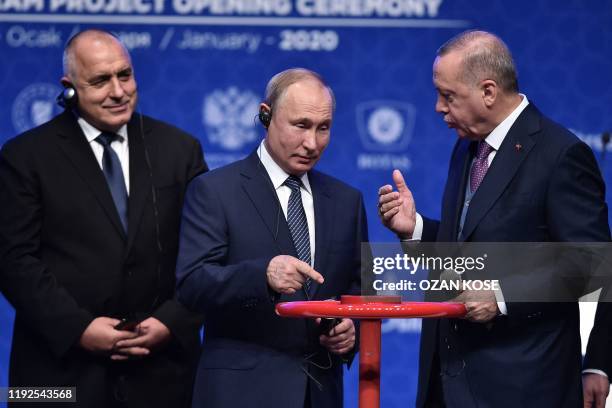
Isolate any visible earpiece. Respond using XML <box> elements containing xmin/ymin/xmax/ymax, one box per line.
<box><xmin>259</xmin><ymin>106</ymin><xmax>272</xmax><ymax>128</ymax></box>
<box><xmin>56</xmin><ymin>86</ymin><xmax>78</xmax><ymax>109</ymax></box>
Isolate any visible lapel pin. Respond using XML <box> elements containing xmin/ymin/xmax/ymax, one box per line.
<box><xmin>515</xmin><ymin>143</ymin><xmax>522</xmax><ymax>152</ymax></box>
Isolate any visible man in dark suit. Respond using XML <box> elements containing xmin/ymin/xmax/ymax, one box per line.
<box><xmin>0</xmin><ymin>29</ymin><xmax>207</xmax><ymax>407</ymax></box>
<box><xmin>175</xmin><ymin>68</ymin><xmax>366</xmax><ymax>408</ymax></box>
<box><xmin>378</xmin><ymin>30</ymin><xmax>610</xmax><ymax>407</ymax></box>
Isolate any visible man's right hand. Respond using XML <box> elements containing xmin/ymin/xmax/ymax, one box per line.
<box><xmin>266</xmin><ymin>255</ymin><xmax>324</xmax><ymax>294</ymax></box>
<box><xmin>78</xmin><ymin>317</ymin><xmax>139</xmax><ymax>354</ymax></box>
<box><xmin>378</xmin><ymin>169</ymin><xmax>417</xmax><ymax>239</ymax></box>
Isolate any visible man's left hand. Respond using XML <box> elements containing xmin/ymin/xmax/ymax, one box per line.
<box><xmin>318</xmin><ymin>318</ymin><xmax>355</xmax><ymax>355</ymax></box>
<box><xmin>453</xmin><ymin>290</ymin><xmax>499</xmax><ymax>323</ymax></box>
<box><xmin>111</xmin><ymin>317</ymin><xmax>172</xmax><ymax>360</ymax></box>
<box><xmin>583</xmin><ymin>373</ymin><xmax>610</xmax><ymax>408</ymax></box>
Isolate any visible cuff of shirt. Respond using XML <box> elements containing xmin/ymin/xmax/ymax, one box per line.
<box><xmin>493</xmin><ymin>285</ymin><xmax>508</xmax><ymax>315</ymax></box>
<box><xmin>400</xmin><ymin>213</ymin><xmax>423</xmax><ymax>241</ymax></box>
<box><xmin>583</xmin><ymin>369</ymin><xmax>609</xmax><ymax>378</ymax></box>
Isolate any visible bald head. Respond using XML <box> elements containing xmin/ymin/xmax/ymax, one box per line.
<box><xmin>437</xmin><ymin>30</ymin><xmax>518</xmax><ymax>94</ymax></box>
<box><xmin>63</xmin><ymin>30</ymin><xmax>131</xmax><ymax>80</ymax></box>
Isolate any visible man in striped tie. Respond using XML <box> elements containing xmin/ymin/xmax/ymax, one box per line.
<box><xmin>176</xmin><ymin>68</ymin><xmax>368</xmax><ymax>408</ymax></box>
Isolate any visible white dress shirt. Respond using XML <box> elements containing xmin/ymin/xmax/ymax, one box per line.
<box><xmin>257</xmin><ymin>140</ymin><xmax>316</xmax><ymax>266</ymax></box>
<box><xmin>77</xmin><ymin>117</ymin><xmax>130</xmax><ymax>194</ymax></box>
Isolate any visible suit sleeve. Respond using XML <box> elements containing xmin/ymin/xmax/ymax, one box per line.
<box><xmin>188</xmin><ymin>138</ymin><xmax>208</xmax><ymax>179</ymax></box>
<box><xmin>0</xmin><ymin>143</ymin><xmax>94</xmax><ymax>358</ymax></box>
<box><xmin>503</xmin><ymin>140</ymin><xmax>611</xmax><ymax>315</ymax></box>
<box><xmin>421</xmin><ymin>216</ymin><xmax>440</xmax><ymax>242</ymax></box>
<box><xmin>345</xmin><ymin>192</ymin><xmax>369</xmax><ymax>366</ymax></box>
<box><xmin>150</xmin><ymin>136</ymin><xmax>207</xmax><ymax>351</ymax></box>
<box><xmin>348</xmin><ymin>191</ymin><xmax>368</xmax><ymax>296</ymax></box>
<box><xmin>175</xmin><ymin>175</ymin><xmax>272</xmax><ymax>314</ymax></box>
<box><xmin>546</xmin><ymin>141</ymin><xmax>609</xmax><ymax>242</ymax></box>
<box><xmin>584</xmin><ymin>300</ymin><xmax>612</xmax><ymax>374</ymax></box>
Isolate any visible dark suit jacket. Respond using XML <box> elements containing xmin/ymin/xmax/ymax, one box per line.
<box><xmin>416</xmin><ymin>104</ymin><xmax>610</xmax><ymax>408</ymax></box>
<box><xmin>0</xmin><ymin>110</ymin><xmax>207</xmax><ymax>408</ymax></box>
<box><xmin>175</xmin><ymin>151</ymin><xmax>367</xmax><ymax>408</ymax></box>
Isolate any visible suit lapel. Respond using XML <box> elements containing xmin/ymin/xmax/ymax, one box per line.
<box><xmin>54</xmin><ymin>111</ymin><xmax>126</xmax><ymax>239</ymax></box>
<box><xmin>126</xmin><ymin>116</ymin><xmax>152</xmax><ymax>253</ymax></box>
<box><xmin>309</xmin><ymin>171</ymin><xmax>333</xmax><ymax>298</ymax></box>
<box><xmin>239</xmin><ymin>152</ymin><xmax>296</xmax><ymax>257</ymax></box>
<box><xmin>461</xmin><ymin>104</ymin><xmax>540</xmax><ymax>241</ymax></box>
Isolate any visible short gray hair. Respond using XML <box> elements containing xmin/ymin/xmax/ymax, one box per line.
<box><xmin>437</xmin><ymin>30</ymin><xmax>518</xmax><ymax>93</ymax></box>
<box><xmin>264</xmin><ymin>68</ymin><xmax>336</xmax><ymax>111</ymax></box>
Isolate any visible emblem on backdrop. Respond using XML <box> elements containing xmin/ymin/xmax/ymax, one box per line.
<box><xmin>356</xmin><ymin>101</ymin><xmax>415</xmax><ymax>152</ymax></box>
<box><xmin>203</xmin><ymin>87</ymin><xmax>260</xmax><ymax>151</ymax></box>
<box><xmin>12</xmin><ymin>83</ymin><xmax>63</xmax><ymax>133</ymax></box>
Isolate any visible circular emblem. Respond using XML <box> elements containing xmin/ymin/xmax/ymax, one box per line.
<box><xmin>367</xmin><ymin>107</ymin><xmax>405</xmax><ymax>145</ymax></box>
<box><xmin>203</xmin><ymin>87</ymin><xmax>260</xmax><ymax>151</ymax></box>
<box><xmin>12</xmin><ymin>83</ymin><xmax>63</xmax><ymax>133</ymax></box>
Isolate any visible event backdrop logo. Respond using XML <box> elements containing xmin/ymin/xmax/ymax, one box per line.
<box><xmin>203</xmin><ymin>86</ymin><xmax>259</xmax><ymax>150</ymax></box>
<box><xmin>202</xmin><ymin>86</ymin><xmax>260</xmax><ymax>169</ymax></box>
<box><xmin>356</xmin><ymin>100</ymin><xmax>415</xmax><ymax>170</ymax></box>
<box><xmin>12</xmin><ymin>83</ymin><xmax>63</xmax><ymax>133</ymax></box>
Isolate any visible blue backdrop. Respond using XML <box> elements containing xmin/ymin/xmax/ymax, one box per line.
<box><xmin>1</xmin><ymin>1</ymin><xmax>611</xmax><ymax>406</ymax></box>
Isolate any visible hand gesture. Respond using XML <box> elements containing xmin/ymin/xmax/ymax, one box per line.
<box><xmin>378</xmin><ymin>170</ymin><xmax>417</xmax><ymax>239</ymax></box>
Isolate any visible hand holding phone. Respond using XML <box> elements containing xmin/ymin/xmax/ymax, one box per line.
<box><xmin>114</xmin><ymin>316</ymin><xmax>145</xmax><ymax>331</ymax></box>
<box><xmin>318</xmin><ymin>318</ymin><xmax>341</xmax><ymax>336</ymax></box>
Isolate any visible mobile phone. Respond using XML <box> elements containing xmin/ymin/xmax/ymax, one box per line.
<box><xmin>318</xmin><ymin>318</ymin><xmax>341</xmax><ymax>336</ymax></box>
<box><xmin>114</xmin><ymin>316</ymin><xmax>144</xmax><ymax>331</ymax></box>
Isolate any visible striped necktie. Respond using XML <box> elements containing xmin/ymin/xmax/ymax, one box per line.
<box><xmin>284</xmin><ymin>175</ymin><xmax>312</xmax><ymax>291</ymax></box>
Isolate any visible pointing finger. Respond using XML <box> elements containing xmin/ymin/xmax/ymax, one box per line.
<box><xmin>295</xmin><ymin>260</ymin><xmax>324</xmax><ymax>284</ymax></box>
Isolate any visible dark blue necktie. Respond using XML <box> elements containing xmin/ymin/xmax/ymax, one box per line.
<box><xmin>284</xmin><ymin>175</ymin><xmax>312</xmax><ymax>292</ymax></box>
<box><xmin>95</xmin><ymin>132</ymin><xmax>128</xmax><ymax>233</ymax></box>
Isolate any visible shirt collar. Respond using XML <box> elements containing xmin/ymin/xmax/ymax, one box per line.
<box><xmin>77</xmin><ymin>116</ymin><xmax>128</xmax><ymax>144</ymax></box>
<box><xmin>257</xmin><ymin>139</ymin><xmax>312</xmax><ymax>195</ymax></box>
<box><xmin>484</xmin><ymin>93</ymin><xmax>529</xmax><ymax>151</ymax></box>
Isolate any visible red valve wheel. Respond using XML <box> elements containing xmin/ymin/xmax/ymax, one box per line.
<box><xmin>275</xmin><ymin>296</ymin><xmax>466</xmax><ymax>408</ymax></box>
<box><xmin>276</xmin><ymin>298</ymin><xmax>466</xmax><ymax>319</ymax></box>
